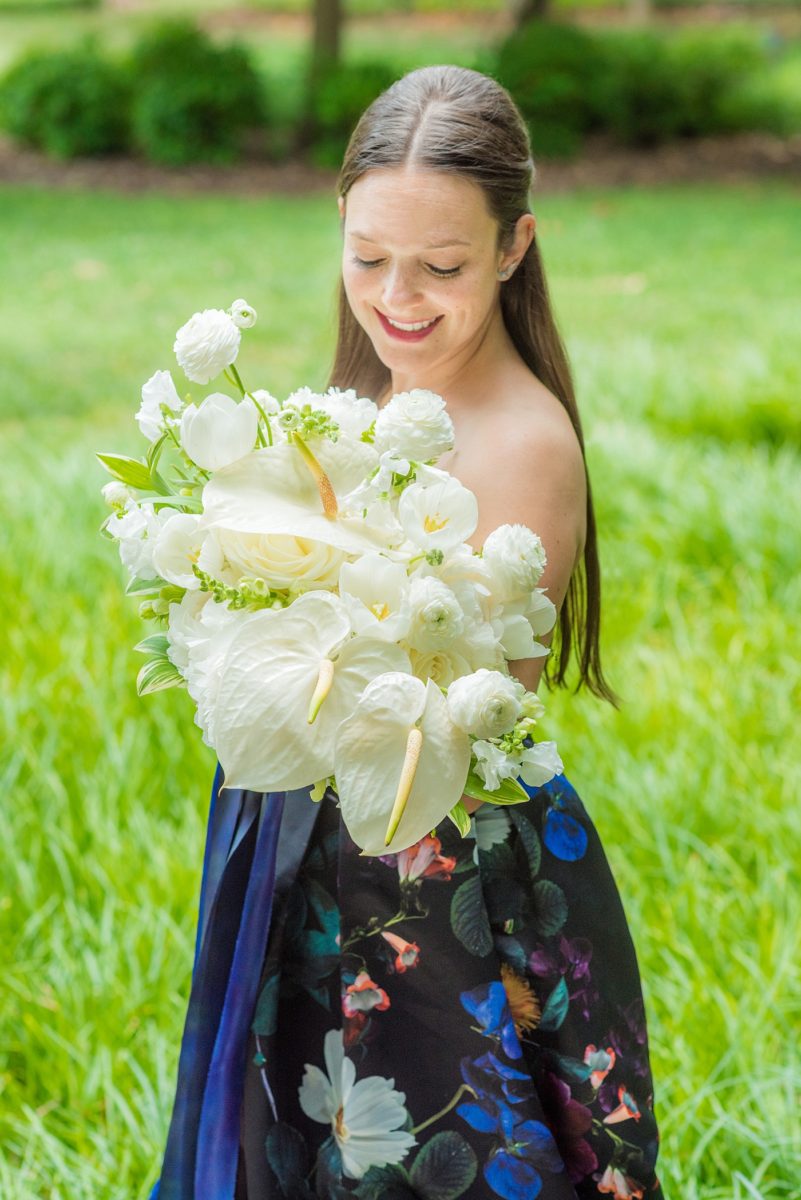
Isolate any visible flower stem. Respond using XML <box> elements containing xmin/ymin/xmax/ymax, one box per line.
<box><xmin>411</xmin><ymin>1084</ymin><xmax>476</xmax><ymax>1135</ymax></box>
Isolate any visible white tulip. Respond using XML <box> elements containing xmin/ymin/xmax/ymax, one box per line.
<box><xmin>174</xmin><ymin>308</ymin><xmax>241</xmax><ymax>384</ymax></box>
<box><xmin>398</xmin><ymin>476</ymin><xmax>478</xmax><ymax>553</ymax></box>
<box><xmin>446</xmin><ymin>668</ymin><xmax>524</xmax><ymax>739</ymax></box>
<box><xmin>482</xmin><ymin>523</ymin><xmax>547</xmax><ymax>602</ymax></box>
<box><xmin>230</xmin><ymin>298</ymin><xmax>257</xmax><ymax>329</ymax></box>
<box><xmin>180</xmin><ymin>393</ymin><xmax>258</xmax><ymax>471</ymax></box>
<box><xmin>338</xmin><ymin>553</ymin><xmax>412</xmax><ymax>642</ymax></box>
<box><xmin>152</xmin><ymin>512</ymin><xmax>206</xmax><ymax>589</ymax></box>
<box><xmin>136</xmin><ymin>369</ymin><xmax>183</xmax><ymax>442</ymax></box>
<box><xmin>374</xmin><ymin>389</ymin><xmax>454</xmax><ymax>461</ymax></box>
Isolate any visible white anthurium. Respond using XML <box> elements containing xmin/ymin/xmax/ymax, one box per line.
<box><xmin>199</xmin><ymin>441</ymin><xmax>400</xmax><ymax>559</ymax></box>
<box><xmin>338</xmin><ymin>553</ymin><xmax>412</xmax><ymax>642</ymax></box>
<box><xmin>405</xmin><ymin>575</ymin><xmax>465</xmax><ymax>652</ymax></box>
<box><xmin>211</xmin><ymin>591</ymin><xmax>411</xmax><ymax>792</ymax></box>
<box><xmin>408</xmin><ymin>646</ymin><xmax>474</xmax><ymax>688</ymax></box>
<box><xmin>398</xmin><ymin>476</ymin><xmax>478</xmax><ymax>554</ymax></box>
<box><xmin>152</xmin><ymin>512</ymin><xmax>207</xmax><ymax>590</ymax></box>
<box><xmin>518</xmin><ymin>740</ymin><xmax>564</xmax><ymax>788</ymax></box>
<box><xmin>334</xmin><ymin>671</ymin><xmax>472</xmax><ymax>855</ymax></box>
<box><xmin>184</xmin><ymin>600</ymin><xmax>255</xmax><ymax>749</ymax></box>
<box><xmin>180</xmin><ymin>393</ymin><xmax>258</xmax><ymax>472</ymax></box>
<box><xmin>166</xmin><ymin>589</ymin><xmax>211</xmax><ymax>674</ymax></box>
<box><xmin>446</xmin><ymin>669</ymin><xmax>525</xmax><ymax>739</ymax></box>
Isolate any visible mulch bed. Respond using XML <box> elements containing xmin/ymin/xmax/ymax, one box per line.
<box><xmin>2</xmin><ymin>131</ymin><xmax>800</xmax><ymax>196</ymax></box>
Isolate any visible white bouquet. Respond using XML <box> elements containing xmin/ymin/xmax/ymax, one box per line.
<box><xmin>98</xmin><ymin>299</ymin><xmax>563</xmax><ymax>854</ymax></box>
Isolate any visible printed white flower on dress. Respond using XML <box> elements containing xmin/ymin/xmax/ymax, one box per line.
<box><xmin>209</xmin><ymin>591</ymin><xmax>411</xmax><ymax>792</ymax></box>
<box><xmin>180</xmin><ymin>393</ymin><xmax>258</xmax><ymax>472</ymax></box>
<box><xmin>405</xmin><ymin>576</ymin><xmax>465</xmax><ymax>652</ymax></box>
<box><xmin>398</xmin><ymin>476</ymin><xmax>478</xmax><ymax>554</ymax></box>
<box><xmin>334</xmin><ymin>671</ymin><xmax>471</xmax><ymax>854</ymax></box>
<box><xmin>298</xmin><ymin>1029</ymin><xmax>416</xmax><ymax>1180</ymax></box>
<box><xmin>446</xmin><ymin>668</ymin><xmax>525</xmax><ymax>739</ymax></box>
<box><xmin>136</xmin><ymin>370</ymin><xmax>183</xmax><ymax>442</ymax></box>
<box><xmin>374</xmin><ymin>389</ymin><xmax>454</xmax><ymax>462</ymax></box>
<box><xmin>229</xmin><ymin>298</ymin><xmax>257</xmax><ymax>329</ymax></box>
<box><xmin>482</xmin><ymin>523</ymin><xmax>547</xmax><ymax>602</ymax></box>
<box><xmin>518</xmin><ymin>739</ymin><xmax>563</xmax><ymax>788</ymax></box>
<box><xmin>338</xmin><ymin>553</ymin><xmax>412</xmax><ymax>642</ymax></box>
<box><xmin>174</xmin><ymin>308</ymin><xmax>241</xmax><ymax>384</ymax></box>
<box><xmin>152</xmin><ymin>513</ymin><xmax>206</xmax><ymax>590</ymax></box>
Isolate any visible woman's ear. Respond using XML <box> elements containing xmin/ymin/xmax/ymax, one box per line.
<box><xmin>337</xmin><ymin>195</ymin><xmax>345</xmax><ymax>220</ymax></box>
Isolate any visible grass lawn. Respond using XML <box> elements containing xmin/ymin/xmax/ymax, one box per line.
<box><xmin>1</xmin><ymin>178</ymin><xmax>800</xmax><ymax>1198</ymax></box>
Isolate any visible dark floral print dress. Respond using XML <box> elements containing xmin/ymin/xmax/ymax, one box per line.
<box><xmin>226</xmin><ymin>773</ymin><xmax>666</xmax><ymax>1200</ymax></box>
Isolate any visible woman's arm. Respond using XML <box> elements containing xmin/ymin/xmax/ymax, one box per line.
<box><xmin>458</xmin><ymin>409</ymin><xmax>587</xmax><ymax>815</ymax></box>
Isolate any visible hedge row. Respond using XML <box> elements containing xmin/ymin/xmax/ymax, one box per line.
<box><xmin>0</xmin><ymin>17</ymin><xmax>794</xmax><ymax>167</ymax></box>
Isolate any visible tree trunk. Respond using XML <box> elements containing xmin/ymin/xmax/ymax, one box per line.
<box><xmin>512</xmin><ymin>0</ymin><xmax>551</xmax><ymax>28</ymax></box>
<box><xmin>297</xmin><ymin>0</ymin><xmax>344</xmax><ymax>153</ymax></box>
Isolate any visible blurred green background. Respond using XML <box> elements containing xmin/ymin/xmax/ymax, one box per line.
<box><xmin>1</xmin><ymin>1</ymin><xmax>800</xmax><ymax>1198</ymax></box>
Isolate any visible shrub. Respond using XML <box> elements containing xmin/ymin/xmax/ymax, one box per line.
<box><xmin>308</xmin><ymin>59</ymin><xmax>401</xmax><ymax>168</ymax></box>
<box><xmin>126</xmin><ymin>20</ymin><xmax>267</xmax><ymax>166</ymax></box>
<box><xmin>591</xmin><ymin>31</ymin><xmax>688</xmax><ymax>147</ymax></box>
<box><xmin>669</xmin><ymin>27</ymin><xmax>771</xmax><ymax>136</ymax></box>
<box><xmin>0</xmin><ymin>40</ymin><xmax>131</xmax><ymax>158</ymax></box>
<box><xmin>494</xmin><ymin>20</ymin><xmax>608</xmax><ymax>159</ymax></box>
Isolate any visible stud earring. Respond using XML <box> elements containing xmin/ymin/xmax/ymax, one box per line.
<box><xmin>497</xmin><ymin>265</ymin><xmax>515</xmax><ymax>280</ymax></box>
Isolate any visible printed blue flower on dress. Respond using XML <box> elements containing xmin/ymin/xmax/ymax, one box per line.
<box><xmin>460</xmin><ymin>980</ymin><xmax>522</xmax><ymax>1059</ymax></box>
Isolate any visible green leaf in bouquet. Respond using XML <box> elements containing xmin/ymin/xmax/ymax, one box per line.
<box><xmin>133</xmin><ymin>633</ymin><xmax>170</xmax><ymax>656</ymax></box>
<box><xmin>136</xmin><ymin>655</ymin><xmax>185</xmax><ymax>696</ymax></box>
<box><xmin>462</xmin><ymin>769</ymin><xmax>529</xmax><ymax>807</ymax></box>
<box><xmin>125</xmin><ymin>576</ymin><xmax>166</xmax><ymax>596</ymax></box>
<box><xmin>96</xmin><ymin>452</ymin><xmax>170</xmax><ymax>495</ymax></box>
<box><xmin>447</xmin><ymin>798</ymin><xmax>472</xmax><ymax>837</ymax></box>
<box><xmin>146</xmin><ymin>431</ymin><xmax>169</xmax><ymax>472</ymax></box>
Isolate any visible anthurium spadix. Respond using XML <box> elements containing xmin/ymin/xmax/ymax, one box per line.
<box><xmin>199</xmin><ymin>441</ymin><xmax>396</xmax><ymax>559</ymax></box>
<box><xmin>334</xmin><ymin>672</ymin><xmax>472</xmax><ymax>856</ymax></box>
<box><xmin>212</xmin><ymin>591</ymin><xmax>411</xmax><ymax>792</ymax></box>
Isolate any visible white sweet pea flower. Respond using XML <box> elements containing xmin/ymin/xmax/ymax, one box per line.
<box><xmin>210</xmin><ymin>591</ymin><xmax>411</xmax><ymax>792</ymax></box>
<box><xmin>481</xmin><ymin>523</ymin><xmax>547</xmax><ymax>602</ymax></box>
<box><xmin>405</xmin><ymin>575</ymin><xmax>464</xmax><ymax>651</ymax></box>
<box><xmin>374</xmin><ymin>389</ymin><xmax>454</xmax><ymax>461</ymax></box>
<box><xmin>180</xmin><ymin>393</ymin><xmax>258</xmax><ymax>471</ymax></box>
<box><xmin>299</xmin><ymin>1029</ymin><xmax>416</xmax><ymax>1179</ymax></box>
<box><xmin>107</xmin><ymin>500</ymin><xmax>169</xmax><ymax>582</ymax></box>
<box><xmin>446</xmin><ymin>668</ymin><xmax>525</xmax><ymax>739</ymax></box>
<box><xmin>101</xmin><ymin>480</ymin><xmax>134</xmax><ymax>509</ymax></box>
<box><xmin>152</xmin><ymin>512</ymin><xmax>207</xmax><ymax>590</ymax></box>
<box><xmin>398</xmin><ymin>476</ymin><xmax>478</xmax><ymax>553</ymax></box>
<box><xmin>334</xmin><ymin>671</ymin><xmax>471</xmax><ymax>854</ymax></box>
<box><xmin>472</xmin><ymin>739</ymin><xmax>521</xmax><ymax>792</ymax></box>
<box><xmin>374</xmin><ymin>449</ymin><xmax>412</xmax><ymax>490</ymax></box>
<box><xmin>136</xmin><ymin>369</ymin><xmax>183</xmax><ymax>442</ymax></box>
<box><xmin>174</xmin><ymin>308</ymin><xmax>241</xmax><ymax>384</ymax></box>
<box><xmin>230</xmin><ymin>298</ymin><xmax>257</xmax><ymax>329</ymax></box>
<box><xmin>338</xmin><ymin>552</ymin><xmax>412</xmax><ymax>642</ymax></box>
<box><xmin>518</xmin><ymin>740</ymin><xmax>563</xmax><ymax>788</ymax></box>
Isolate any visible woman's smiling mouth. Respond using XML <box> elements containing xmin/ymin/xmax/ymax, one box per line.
<box><xmin>375</xmin><ymin>309</ymin><xmax>443</xmax><ymax>341</ymax></box>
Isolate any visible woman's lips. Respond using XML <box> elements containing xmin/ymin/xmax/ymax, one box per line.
<box><xmin>375</xmin><ymin>309</ymin><xmax>443</xmax><ymax>342</ymax></box>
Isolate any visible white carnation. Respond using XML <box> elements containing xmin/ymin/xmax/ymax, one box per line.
<box><xmin>136</xmin><ymin>369</ymin><xmax>183</xmax><ymax>442</ymax></box>
<box><xmin>446</xmin><ymin>668</ymin><xmax>524</xmax><ymax>739</ymax></box>
<box><xmin>374</xmin><ymin>389</ymin><xmax>454</xmax><ymax>462</ymax></box>
<box><xmin>174</xmin><ymin>308</ymin><xmax>241</xmax><ymax>384</ymax></box>
<box><xmin>482</xmin><ymin>523</ymin><xmax>547</xmax><ymax>602</ymax></box>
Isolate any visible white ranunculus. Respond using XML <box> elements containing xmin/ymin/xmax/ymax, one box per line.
<box><xmin>481</xmin><ymin>523</ymin><xmax>547</xmax><ymax>602</ymax></box>
<box><xmin>448</xmin><ymin>617</ymin><xmax>506</xmax><ymax>674</ymax></box>
<box><xmin>405</xmin><ymin>575</ymin><xmax>464</xmax><ymax>652</ymax></box>
<box><xmin>316</xmin><ymin>387</ymin><xmax>378</xmax><ymax>438</ymax></box>
<box><xmin>299</xmin><ymin>1030</ymin><xmax>416</xmax><ymax>1179</ymax></box>
<box><xmin>174</xmin><ymin>308</ymin><xmax>241</xmax><ymax>384</ymax></box>
<box><xmin>180</xmin><ymin>393</ymin><xmax>258</xmax><ymax>471</ymax></box>
<box><xmin>209</xmin><ymin>528</ymin><xmax>347</xmax><ymax>591</ymax></box>
<box><xmin>408</xmin><ymin>646</ymin><xmax>473</xmax><ymax>688</ymax></box>
<box><xmin>398</xmin><ymin>476</ymin><xmax>478</xmax><ymax>554</ymax></box>
<box><xmin>471</xmin><ymin>739</ymin><xmax>521</xmax><ymax>792</ymax></box>
<box><xmin>230</xmin><ymin>298</ymin><xmax>257</xmax><ymax>329</ymax></box>
<box><xmin>107</xmin><ymin>500</ymin><xmax>170</xmax><ymax>582</ymax></box>
<box><xmin>518</xmin><ymin>739</ymin><xmax>563</xmax><ymax>788</ymax></box>
<box><xmin>136</xmin><ymin>369</ymin><xmax>183</xmax><ymax>442</ymax></box>
<box><xmin>152</xmin><ymin>512</ymin><xmax>206</xmax><ymax>590</ymax></box>
<box><xmin>101</xmin><ymin>480</ymin><xmax>135</xmax><ymax>509</ymax></box>
<box><xmin>338</xmin><ymin>552</ymin><xmax>412</xmax><ymax>642</ymax></box>
<box><xmin>446</xmin><ymin>668</ymin><xmax>525</xmax><ymax>739</ymax></box>
<box><xmin>374</xmin><ymin>389</ymin><xmax>454</xmax><ymax>462</ymax></box>
<box><xmin>250</xmin><ymin>388</ymin><xmax>281</xmax><ymax>415</ymax></box>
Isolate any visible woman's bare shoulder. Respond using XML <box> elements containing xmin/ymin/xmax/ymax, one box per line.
<box><xmin>484</xmin><ymin>369</ymin><xmax>586</xmax><ymax>491</ymax></box>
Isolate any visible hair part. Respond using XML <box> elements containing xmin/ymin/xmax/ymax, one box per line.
<box><xmin>328</xmin><ymin>64</ymin><xmax>618</xmax><ymax>705</ymax></box>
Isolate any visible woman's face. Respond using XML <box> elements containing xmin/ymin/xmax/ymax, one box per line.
<box><xmin>338</xmin><ymin>166</ymin><xmax>524</xmax><ymax>384</ymax></box>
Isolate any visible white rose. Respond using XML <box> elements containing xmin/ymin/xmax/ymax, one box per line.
<box><xmin>152</xmin><ymin>512</ymin><xmax>207</xmax><ymax>589</ymax></box>
<box><xmin>180</xmin><ymin>393</ymin><xmax>258</xmax><ymax>471</ymax></box>
<box><xmin>408</xmin><ymin>647</ymin><xmax>473</xmax><ymax>687</ymax></box>
<box><xmin>374</xmin><ymin>389</ymin><xmax>454</xmax><ymax>461</ymax></box>
<box><xmin>209</xmin><ymin>528</ymin><xmax>347</xmax><ymax>591</ymax></box>
<box><xmin>446</xmin><ymin>668</ymin><xmax>524</xmax><ymax>738</ymax></box>
<box><xmin>101</xmin><ymin>480</ymin><xmax>134</xmax><ymax>509</ymax></box>
<box><xmin>518</xmin><ymin>740</ymin><xmax>563</xmax><ymax>788</ymax></box>
<box><xmin>482</xmin><ymin>523</ymin><xmax>547</xmax><ymax>602</ymax></box>
<box><xmin>230</xmin><ymin>298</ymin><xmax>257</xmax><ymax>329</ymax></box>
<box><xmin>405</xmin><ymin>575</ymin><xmax>464</xmax><ymax>651</ymax></box>
<box><xmin>136</xmin><ymin>369</ymin><xmax>183</xmax><ymax>442</ymax></box>
<box><xmin>174</xmin><ymin>308</ymin><xmax>241</xmax><ymax>384</ymax></box>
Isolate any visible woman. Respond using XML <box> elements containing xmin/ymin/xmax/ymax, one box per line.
<box><xmin>150</xmin><ymin>66</ymin><xmax>664</xmax><ymax>1200</ymax></box>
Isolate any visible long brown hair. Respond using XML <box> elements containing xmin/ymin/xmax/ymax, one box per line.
<box><xmin>327</xmin><ymin>64</ymin><xmax>617</xmax><ymax>704</ymax></box>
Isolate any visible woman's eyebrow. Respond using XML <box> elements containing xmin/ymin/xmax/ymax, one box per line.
<box><xmin>348</xmin><ymin>231</ymin><xmax>471</xmax><ymax>249</ymax></box>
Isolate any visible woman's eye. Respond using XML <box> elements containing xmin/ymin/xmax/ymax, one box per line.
<box><xmin>351</xmin><ymin>255</ymin><xmax>461</xmax><ymax>278</ymax></box>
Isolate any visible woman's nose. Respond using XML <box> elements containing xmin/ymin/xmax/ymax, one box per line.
<box><xmin>381</xmin><ymin>264</ymin><xmax>421</xmax><ymax>311</ymax></box>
